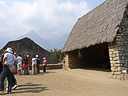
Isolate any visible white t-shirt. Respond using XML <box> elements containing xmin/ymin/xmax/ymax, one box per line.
<box><xmin>17</xmin><ymin>56</ymin><xmax>22</xmax><ymax>64</ymax></box>
<box><xmin>32</xmin><ymin>58</ymin><xmax>37</xmax><ymax>64</ymax></box>
<box><xmin>4</xmin><ymin>52</ymin><xmax>17</xmax><ymax>66</ymax></box>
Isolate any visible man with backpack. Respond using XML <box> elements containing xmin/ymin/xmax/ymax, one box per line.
<box><xmin>0</xmin><ymin>48</ymin><xmax>17</xmax><ymax>94</ymax></box>
<box><xmin>36</xmin><ymin>55</ymin><xmax>40</xmax><ymax>74</ymax></box>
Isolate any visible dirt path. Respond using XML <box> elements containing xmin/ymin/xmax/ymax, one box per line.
<box><xmin>3</xmin><ymin>69</ymin><xmax>128</xmax><ymax>96</ymax></box>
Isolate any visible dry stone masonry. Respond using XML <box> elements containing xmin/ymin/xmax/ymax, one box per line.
<box><xmin>109</xmin><ymin>7</ymin><xmax>128</xmax><ymax>79</ymax></box>
<box><xmin>64</xmin><ymin>6</ymin><xmax>128</xmax><ymax>79</ymax></box>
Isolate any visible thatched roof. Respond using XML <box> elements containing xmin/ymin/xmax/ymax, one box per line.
<box><xmin>62</xmin><ymin>0</ymin><xmax>128</xmax><ymax>52</ymax></box>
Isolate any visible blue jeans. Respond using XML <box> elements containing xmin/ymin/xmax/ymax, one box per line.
<box><xmin>37</xmin><ymin>64</ymin><xmax>40</xmax><ymax>73</ymax></box>
<box><xmin>0</xmin><ymin>65</ymin><xmax>13</xmax><ymax>93</ymax></box>
<box><xmin>24</xmin><ymin>68</ymin><xmax>28</xmax><ymax>75</ymax></box>
<box><xmin>12</xmin><ymin>75</ymin><xmax>17</xmax><ymax>86</ymax></box>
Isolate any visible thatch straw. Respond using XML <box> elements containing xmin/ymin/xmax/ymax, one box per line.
<box><xmin>62</xmin><ymin>0</ymin><xmax>127</xmax><ymax>52</ymax></box>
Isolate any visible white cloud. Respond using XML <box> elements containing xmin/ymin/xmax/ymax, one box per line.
<box><xmin>0</xmin><ymin>0</ymin><xmax>90</xmax><ymax>40</ymax></box>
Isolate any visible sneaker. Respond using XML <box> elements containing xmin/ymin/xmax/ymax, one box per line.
<box><xmin>12</xmin><ymin>85</ymin><xmax>17</xmax><ymax>90</ymax></box>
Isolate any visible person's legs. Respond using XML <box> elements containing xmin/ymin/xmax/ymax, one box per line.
<box><xmin>24</xmin><ymin>68</ymin><xmax>26</xmax><ymax>75</ymax></box>
<box><xmin>37</xmin><ymin>64</ymin><xmax>39</xmax><ymax>73</ymax></box>
<box><xmin>7</xmin><ymin>72</ymin><xmax>13</xmax><ymax>93</ymax></box>
<box><xmin>5</xmin><ymin>74</ymin><xmax>17</xmax><ymax>91</ymax></box>
<box><xmin>43</xmin><ymin>65</ymin><xmax>46</xmax><ymax>73</ymax></box>
<box><xmin>26</xmin><ymin>68</ymin><xmax>29</xmax><ymax>75</ymax></box>
<box><xmin>33</xmin><ymin>64</ymin><xmax>36</xmax><ymax>74</ymax></box>
<box><xmin>12</xmin><ymin>75</ymin><xmax>16</xmax><ymax>85</ymax></box>
<box><xmin>17</xmin><ymin>63</ymin><xmax>20</xmax><ymax>74</ymax></box>
<box><xmin>25</xmin><ymin>68</ymin><xmax>27</xmax><ymax>75</ymax></box>
<box><xmin>12</xmin><ymin>75</ymin><xmax>17</xmax><ymax>90</ymax></box>
<box><xmin>43</xmin><ymin>66</ymin><xmax>45</xmax><ymax>73</ymax></box>
<box><xmin>28</xmin><ymin>64</ymin><xmax>29</xmax><ymax>74</ymax></box>
<box><xmin>18</xmin><ymin>64</ymin><xmax>22</xmax><ymax>75</ymax></box>
<box><xmin>12</xmin><ymin>75</ymin><xmax>17</xmax><ymax>89</ymax></box>
<box><xmin>22</xmin><ymin>65</ymin><xmax>23</xmax><ymax>74</ymax></box>
<box><xmin>4</xmin><ymin>77</ymin><xmax>8</xmax><ymax>90</ymax></box>
<box><xmin>19</xmin><ymin>63</ymin><xmax>22</xmax><ymax>74</ymax></box>
<box><xmin>32</xmin><ymin>64</ymin><xmax>34</xmax><ymax>74</ymax></box>
<box><xmin>0</xmin><ymin>66</ymin><xmax>9</xmax><ymax>90</ymax></box>
<box><xmin>33</xmin><ymin>64</ymin><xmax>35</xmax><ymax>74</ymax></box>
<box><xmin>0</xmin><ymin>65</ymin><xmax>10</xmax><ymax>93</ymax></box>
<box><xmin>45</xmin><ymin>65</ymin><xmax>46</xmax><ymax>73</ymax></box>
<box><xmin>35</xmin><ymin>64</ymin><xmax>37</xmax><ymax>74</ymax></box>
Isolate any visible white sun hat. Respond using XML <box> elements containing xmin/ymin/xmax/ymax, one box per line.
<box><xmin>5</xmin><ymin>48</ymin><xmax>13</xmax><ymax>53</ymax></box>
<box><xmin>36</xmin><ymin>55</ymin><xmax>38</xmax><ymax>58</ymax></box>
<box><xmin>27</xmin><ymin>55</ymin><xmax>29</xmax><ymax>57</ymax></box>
<box><xmin>43</xmin><ymin>57</ymin><xmax>46</xmax><ymax>59</ymax></box>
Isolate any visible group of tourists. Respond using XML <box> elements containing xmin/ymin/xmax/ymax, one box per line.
<box><xmin>0</xmin><ymin>47</ymin><xmax>47</xmax><ymax>94</ymax></box>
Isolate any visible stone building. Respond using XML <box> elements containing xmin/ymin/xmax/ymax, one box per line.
<box><xmin>62</xmin><ymin>0</ymin><xmax>128</xmax><ymax>78</ymax></box>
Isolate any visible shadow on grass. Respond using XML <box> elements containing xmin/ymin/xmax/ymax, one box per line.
<box><xmin>13</xmin><ymin>83</ymin><xmax>49</xmax><ymax>94</ymax></box>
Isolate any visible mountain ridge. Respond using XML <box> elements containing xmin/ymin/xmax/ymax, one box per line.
<box><xmin>17</xmin><ymin>30</ymin><xmax>52</xmax><ymax>49</ymax></box>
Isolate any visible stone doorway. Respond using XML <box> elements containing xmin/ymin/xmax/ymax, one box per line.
<box><xmin>79</xmin><ymin>43</ymin><xmax>110</xmax><ymax>69</ymax></box>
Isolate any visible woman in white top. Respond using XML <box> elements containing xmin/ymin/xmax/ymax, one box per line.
<box><xmin>32</xmin><ymin>56</ymin><xmax>37</xmax><ymax>74</ymax></box>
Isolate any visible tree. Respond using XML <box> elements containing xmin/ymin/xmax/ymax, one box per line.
<box><xmin>49</xmin><ymin>48</ymin><xmax>65</xmax><ymax>62</ymax></box>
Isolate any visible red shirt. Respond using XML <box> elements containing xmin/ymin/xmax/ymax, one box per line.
<box><xmin>23</xmin><ymin>63</ymin><xmax>28</xmax><ymax>68</ymax></box>
<box><xmin>23</xmin><ymin>58</ymin><xmax>29</xmax><ymax>68</ymax></box>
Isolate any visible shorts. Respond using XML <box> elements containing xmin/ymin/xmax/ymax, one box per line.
<box><xmin>17</xmin><ymin>63</ymin><xmax>22</xmax><ymax>70</ymax></box>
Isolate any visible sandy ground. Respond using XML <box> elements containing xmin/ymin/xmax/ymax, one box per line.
<box><xmin>3</xmin><ymin>68</ymin><xmax>128</xmax><ymax>96</ymax></box>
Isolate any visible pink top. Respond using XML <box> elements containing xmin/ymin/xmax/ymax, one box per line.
<box><xmin>43</xmin><ymin>60</ymin><xmax>47</xmax><ymax>65</ymax></box>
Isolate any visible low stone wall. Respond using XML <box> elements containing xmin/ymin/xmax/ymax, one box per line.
<box><xmin>29</xmin><ymin>63</ymin><xmax>63</xmax><ymax>70</ymax></box>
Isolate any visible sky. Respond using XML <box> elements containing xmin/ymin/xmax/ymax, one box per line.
<box><xmin>0</xmin><ymin>0</ymin><xmax>105</xmax><ymax>41</ymax></box>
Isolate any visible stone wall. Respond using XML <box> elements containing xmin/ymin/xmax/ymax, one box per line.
<box><xmin>64</xmin><ymin>43</ymin><xmax>110</xmax><ymax>69</ymax></box>
<box><xmin>109</xmin><ymin>8</ymin><xmax>128</xmax><ymax>78</ymax></box>
<box><xmin>29</xmin><ymin>63</ymin><xmax>63</xmax><ymax>70</ymax></box>
<box><xmin>64</xmin><ymin>50</ymin><xmax>80</xmax><ymax>69</ymax></box>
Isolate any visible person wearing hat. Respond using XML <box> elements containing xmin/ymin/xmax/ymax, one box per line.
<box><xmin>0</xmin><ymin>48</ymin><xmax>17</xmax><ymax>94</ymax></box>
<box><xmin>36</xmin><ymin>55</ymin><xmax>40</xmax><ymax>74</ymax></box>
<box><xmin>43</xmin><ymin>57</ymin><xmax>47</xmax><ymax>73</ymax></box>
<box><xmin>23</xmin><ymin>55</ymin><xmax>29</xmax><ymax>75</ymax></box>
<box><xmin>17</xmin><ymin>54</ymin><xmax>23</xmax><ymax>75</ymax></box>
<box><xmin>26</xmin><ymin>55</ymin><xmax>30</xmax><ymax>74</ymax></box>
<box><xmin>32</xmin><ymin>56</ymin><xmax>37</xmax><ymax>74</ymax></box>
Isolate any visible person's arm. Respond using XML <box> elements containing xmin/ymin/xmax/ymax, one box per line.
<box><xmin>3</xmin><ymin>57</ymin><xmax>7</xmax><ymax>68</ymax></box>
<box><xmin>28</xmin><ymin>58</ymin><xmax>30</xmax><ymax>64</ymax></box>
